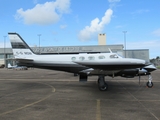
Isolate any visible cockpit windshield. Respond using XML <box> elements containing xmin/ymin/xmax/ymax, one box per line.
<box><xmin>110</xmin><ymin>54</ymin><xmax>118</xmax><ymax>58</ymax></box>
<box><xmin>110</xmin><ymin>54</ymin><xmax>123</xmax><ymax>58</ymax></box>
<box><xmin>117</xmin><ymin>54</ymin><xmax>123</xmax><ymax>58</ymax></box>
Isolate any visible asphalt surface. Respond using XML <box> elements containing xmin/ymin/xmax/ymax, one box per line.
<box><xmin>0</xmin><ymin>68</ymin><xmax>160</xmax><ymax>120</ymax></box>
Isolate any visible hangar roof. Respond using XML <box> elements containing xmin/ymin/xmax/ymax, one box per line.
<box><xmin>0</xmin><ymin>44</ymin><xmax>124</xmax><ymax>54</ymax></box>
<box><xmin>32</xmin><ymin>44</ymin><xmax>124</xmax><ymax>54</ymax></box>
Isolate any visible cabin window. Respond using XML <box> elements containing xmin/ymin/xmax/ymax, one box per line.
<box><xmin>71</xmin><ymin>57</ymin><xmax>76</xmax><ymax>61</ymax></box>
<box><xmin>99</xmin><ymin>55</ymin><xmax>105</xmax><ymax>59</ymax></box>
<box><xmin>79</xmin><ymin>56</ymin><xmax>85</xmax><ymax>61</ymax></box>
<box><xmin>110</xmin><ymin>54</ymin><xmax>118</xmax><ymax>58</ymax></box>
<box><xmin>88</xmin><ymin>56</ymin><xmax>95</xmax><ymax>60</ymax></box>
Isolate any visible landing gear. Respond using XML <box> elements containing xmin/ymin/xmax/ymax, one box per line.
<box><xmin>146</xmin><ymin>74</ymin><xmax>153</xmax><ymax>88</ymax></box>
<box><xmin>98</xmin><ymin>76</ymin><xmax>108</xmax><ymax>91</ymax></box>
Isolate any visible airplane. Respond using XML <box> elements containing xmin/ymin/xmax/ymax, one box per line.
<box><xmin>7</xmin><ymin>63</ymin><xmax>28</xmax><ymax>70</ymax></box>
<box><xmin>8</xmin><ymin>32</ymin><xmax>156</xmax><ymax>91</ymax></box>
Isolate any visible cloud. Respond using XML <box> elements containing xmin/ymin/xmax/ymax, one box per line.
<box><xmin>33</xmin><ymin>0</ymin><xmax>38</xmax><ymax>4</ymax></box>
<box><xmin>78</xmin><ymin>9</ymin><xmax>113</xmax><ymax>41</ymax></box>
<box><xmin>15</xmin><ymin>0</ymin><xmax>71</xmax><ymax>25</ymax></box>
<box><xmin>108</xmin><ymin>0</ymin><xmax>121</xmax><ymax>8</ymax></box>
<box><xmin>152</xmin><ymin>29</ymin><xmax>160</xmax><ymax>37</ymax></box>
<box><xmin>108</xmin><ymin>0</ymin><xmax>121</xmax><ymax>3</ymax></box>
<box><xmin>60</xmin><ymin>24</ymin><xmax>67</xmax><ymax>29</ymax></box>
<box><xmin>115</xmin><ymin>25</ymin><xmax>123</xmax><ymax>28</ymax></box>
<box><xmin>131</xmin><ymin>9</ymin><xmax>149</xmax><ymax>15</ymax></box>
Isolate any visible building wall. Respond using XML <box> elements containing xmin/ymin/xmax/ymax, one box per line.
<box><xmin>0</xmin><ymin>59</ymin><xmax>4</xmax><ymax>65</ymax></box>
<box><xmin>31</xmin><ymin>45</ymin><xmax>123</xmax><ymax>55</ymax></box>
<box><xmin>125</xmin><ymin>49</ymin><xmax>149</xmax><ymax>61</ymax></box>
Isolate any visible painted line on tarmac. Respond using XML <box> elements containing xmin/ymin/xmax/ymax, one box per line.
<box><xmin>37</xmin><ymin>82</ymin><xmax>56</xmax><ymax>92</ymax></box>
<box><xmin>0</xmin><ymin>82</ymin><xmax>56</xmax><ymax>116</ymax></box>
<box><xmin>96</xmin><ymin>99</ymin><xmax>101</xmax><ymax>120</ymax></box>
<box><xmin>117</xmin><ymin>81</ymin><xmax>159</xmax><ymax>120</ymax></box>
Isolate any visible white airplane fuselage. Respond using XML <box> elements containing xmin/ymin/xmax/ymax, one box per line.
<box><xmin>13</xmin><ymin>49</ymin><xmax>147</xmax><ymax>75</ymax></box>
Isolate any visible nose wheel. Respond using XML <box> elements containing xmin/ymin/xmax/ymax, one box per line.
<box><xmin>146</xmin><ymin>81</ymin><xmax>153</xmax><ymax>88</ymax></box>
<box><xmin>146</xmin><ymin>75</ymin><xmax>153</xmax><ymax>88</ymax></box>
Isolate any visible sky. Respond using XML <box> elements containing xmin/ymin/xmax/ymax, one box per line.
<box><xmin>0</xmin><ymin>0</ymin><xmax>160</xmax><ymax>59</ymax></box>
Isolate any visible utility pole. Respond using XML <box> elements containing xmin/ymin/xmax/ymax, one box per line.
<box><xmin>123</xmin><ymin>31</ymin><xmax>127</xmax><ymax>58</ymax></box>
<box><xmin>3</xmin><ymin>36</ymin><xmax>7</xmax><ymax>68</ymax></box>
<box><xmin>38</xmin><ymin>34</ymin><xmax>41</xmax><ymax>54</ymax></box>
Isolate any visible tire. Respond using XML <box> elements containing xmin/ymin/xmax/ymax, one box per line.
<box><xmin>146</xmin><ymin>81</ymin><xmax>153</xmax><ymax>88</ymax></box>
<box><xmin>99</xmin><ymin>83</ymin><xmax>108</xmax><ymax>91</ymax></box>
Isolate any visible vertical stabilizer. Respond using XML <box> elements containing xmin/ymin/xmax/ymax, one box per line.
<box><xmin>8</xmin><ymin>33</ymin><xmax>36</xmax><ymax>58</ymax></box>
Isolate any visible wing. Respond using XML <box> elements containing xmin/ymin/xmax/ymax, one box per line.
<box><xmin>74</xmin><ymin>59</ymin><xmax>146</xmax><ymax>71</ymax></box>
<box><xmin>79</xmin><ymin>68</ymin><xmax>120</xmax><ymax>76</ymax></box>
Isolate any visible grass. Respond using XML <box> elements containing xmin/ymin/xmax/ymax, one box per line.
<box><xmin>157</xmin><ymin>66</ymin><xmax>160</xmax><ymax>69</ymax></box>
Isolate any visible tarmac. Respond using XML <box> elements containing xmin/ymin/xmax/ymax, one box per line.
<box><xmin>0</xmin><ymin>68</ymin><xmax>160</xmax><ymax>120</ymax></box>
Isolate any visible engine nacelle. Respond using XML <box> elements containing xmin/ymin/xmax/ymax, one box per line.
<box><xmin>138</xmin><ymin>68</ymin><xmax>147</xmax><ymax>75</ymax></box>
<box><xmin>120</xmin><ymin>68</ymin><xmax>148</xmax><ymax>78</ymax></box>
<box><xmin>119</xmin><ymin>69</ymin><xmax>139</xmax><ymax>78</ymax></box>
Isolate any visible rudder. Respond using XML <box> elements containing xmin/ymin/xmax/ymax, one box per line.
<box><xmin>8</xmin><ymin>32</ymin><xmax>35</xmax><ymax>58</ymax></box>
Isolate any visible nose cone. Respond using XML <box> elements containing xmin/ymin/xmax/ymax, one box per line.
<box><xmin>144</xmin><ymin>64</ymin><xmax>157</xmax><ymax>72</ymax></box>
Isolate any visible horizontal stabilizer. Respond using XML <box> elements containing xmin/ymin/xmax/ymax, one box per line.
<box><xmin>7</xmin><ymin>58</ymin><xmax>34</xmax><ymax>62</ymax></box>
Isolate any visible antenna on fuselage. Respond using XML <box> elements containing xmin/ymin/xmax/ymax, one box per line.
<box><xmin>108</xmin><ymin>48</ymin><xmax>112</xmax><ymax>53</ymax></box>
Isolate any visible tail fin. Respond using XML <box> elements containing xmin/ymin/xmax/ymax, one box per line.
<box><xmin>8</xmin><ymin>33</ymin><xmax>36</xmax><ymax>58</ymax></box>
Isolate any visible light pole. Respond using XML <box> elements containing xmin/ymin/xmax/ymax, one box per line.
<box><xmin>38</xmin><ymin>34</ymin><xmax>41</xmax><ymax>54</ymax></box>
<box><xmin>3</xmin><ymin>36</ymin><xmax>7</xmax><ymax>68</ymax></box>
<box><xmin>123</xmin><ymin>31</ymin><xmax>127</xmax><ymax>58</ymax></box>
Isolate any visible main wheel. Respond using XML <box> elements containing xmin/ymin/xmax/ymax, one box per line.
<box><xmin>98</xmin><ymin>83</ymin><xmax>108</xmax><ymax>91</ymax></box>
<box><xmin>146</xmin><ymin>81</ymin><xmax>153</xmax><ymax>88</ymax></box>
